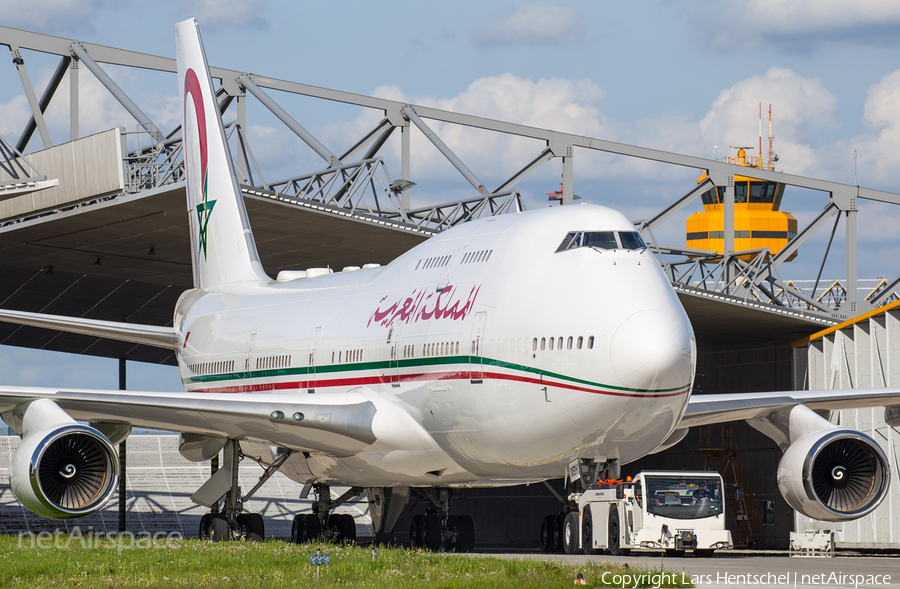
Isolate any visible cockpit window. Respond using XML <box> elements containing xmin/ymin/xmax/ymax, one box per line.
<box><xmin>556</xmin><ymin>230</ymin><xmax>646</xmax><ymax>252</ymax></box>
<box><xmin>582</xmin><ymin>232</ymin><xmax>618</xmax><ymax>249</ymax></box>
<box><xmin>619</xmin><ymin>232</ymin><xmax>646</xmax><ymax>249</ymax></box>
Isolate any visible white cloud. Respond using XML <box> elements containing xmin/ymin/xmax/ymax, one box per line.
<box><xmin>0</xmin><ymin>0</ymin><xmax>115</xmax><ymax>33</ymax></box>
<box><xmin>180</xmin><ymin>0</ymin><xmax>270</xmax><ymax>32</ymax></box>
<box><xmin>690</xmin><ymin>0</ymin><xmax>900</xmax><ymax>50</ymax></box>
<box><xmin>314</xmin><ymin>74</ymin><xmax>611</xmax><ymax>199</ymax></box>
<box><xmin>471</xmin><ymin>3</ymin><xmax>584</xmax><ymax>47</ymax></box>
<box><xmin>816</xmin><ymin>69</ymin><xmax>900</xmax><ymax>189</ymax></box>
<box><xmin>694</xmin><ymin>68</ymin><xmax>836</xmax><ymax>174</ymax></box>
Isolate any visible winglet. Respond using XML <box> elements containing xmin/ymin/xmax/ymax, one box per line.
<box><xmin>175</xmin><ymin>18</ymin><xmax>267</xmax><ymax>288</ymax></box>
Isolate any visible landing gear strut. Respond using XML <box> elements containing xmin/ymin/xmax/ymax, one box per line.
<box><xmin>195</xmin><ymin>439</ymin><xmax>291</xmax><ymax>542</ymax></box>
<box><xmin>291</xmin><ymin>484</ymin><xmax>363</xmax><ymax>545</ymax></box>
<box><xmin>408</xmin><ymin>487</ymin><xmax>475</xmax><ymax>552</ymax></box>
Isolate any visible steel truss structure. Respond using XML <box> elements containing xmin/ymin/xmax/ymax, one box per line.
<box><xmin>2</xmin><ymin>25</ymin><xmax>900</xmax><ymax>320</ymax></box>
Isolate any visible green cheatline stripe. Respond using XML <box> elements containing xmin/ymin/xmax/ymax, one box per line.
<box><xmin>187</xmin><ymin>354</ymin><xmax>688</xmax><ymax>394</ymax></box>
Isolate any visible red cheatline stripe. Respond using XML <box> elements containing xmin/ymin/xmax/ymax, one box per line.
<box><xmin>188</xmin><ymin>369</ymin><xmax>689</xmax><ymax>398</ymax></box>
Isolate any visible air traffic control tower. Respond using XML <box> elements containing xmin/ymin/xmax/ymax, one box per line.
<box><xmin>1</xmin><ymin>26</ymin><xmax>900</xmax><ymax>551</ymax></box>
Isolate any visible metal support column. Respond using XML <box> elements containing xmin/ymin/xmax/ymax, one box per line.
<box><xmin>70</xmin><ymin>58</ymin><xmax>78</xmax><ymax>141</ymax></box>
<box><xmin>70</xmin><ymin>43</ymin><xmax>163</xmax><ymax>144</ymax></box>
<box><xmin>401</xmin><ymin>125</ymin><xmax>411</xmax><ymax>211</ymax></box>
<box><xmin>118</xmin><ymin>358</ymin><xmax>126</xmax><ymax>532</ymax></box>
<box><xmin>723</xmin><ymin>177</ymin><xmax>735</xmax><ymax>256</ymax></box>
<box><xmin>236</xmin><ymin>94</ymin><xmax>247</xmax><ymax>177</ymax></box>
<box><xmin>561</xmin><ymin>154</ymin><xmax>574</xmax><ymax>205</ymax></box>
<box><xmin>10</xmin><ymin>46</ymin><xmax>53</xmax><ymax>149</ymax></box>
<box><xmin>846</xmin><ymin>208</ymin><xmax>859</xmax><ymax>314</ymax></box>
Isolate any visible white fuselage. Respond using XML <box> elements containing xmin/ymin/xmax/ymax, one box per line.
<box><xmin>174</xmin><ymin>204</ymin><xmax>695</xmax><ymax>487</ymax></box>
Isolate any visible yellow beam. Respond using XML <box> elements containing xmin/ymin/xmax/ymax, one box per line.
<box><xmin>792</xmin><ymin>298</ymin><xmax>900</xmax><ymax>348</ymax></box>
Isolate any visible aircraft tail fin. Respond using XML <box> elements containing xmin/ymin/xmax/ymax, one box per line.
<box><xmin>175</xmin><ymin>18</ymin><xmax>267</xmax><ymax>289</ymax></box>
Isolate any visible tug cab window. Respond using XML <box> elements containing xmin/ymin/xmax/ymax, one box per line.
<box><xmin>557</xmin><ymin>231</ymin><xmax>646</xmax><ymax>252</ymax></box>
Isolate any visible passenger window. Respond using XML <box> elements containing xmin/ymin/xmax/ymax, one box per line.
<box><xmin>533</xmin><ymin>338</ymin><xmax>538</xmax><ymax>351</ymax></box>
<box><xmin>567</xmin><ymin>337</ymin><xmax>573</xmax><ymax>350</ymax></box>
<box><xmin>540</xmin><ymin>337</ymin><xmax>546</xmax><ymax>351</ymax></box>
<box><xmin>549</xmin><ymin>337</ymin><xmax>554</xmax><ymax>351</ymax></box>
<box><xmin>588</xmin><ymin>336</ymin><xmax>595</xmax><ymax>349</ymax></box>
<box><xmin>557</xmin><ymin>337</ymin><xmax>563</xmax><ymax>350</ymax></box>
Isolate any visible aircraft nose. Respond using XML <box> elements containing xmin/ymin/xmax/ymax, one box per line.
<box><xmin>610</xmin><ymin>308</ymin><xmax>694</xmax><ymax>393</ymax></box>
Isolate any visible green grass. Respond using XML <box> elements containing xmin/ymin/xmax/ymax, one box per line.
<box><xmin>0</xmin><ymin>534</ymin><xmax>693</xmax><ymax>589</ymax></box>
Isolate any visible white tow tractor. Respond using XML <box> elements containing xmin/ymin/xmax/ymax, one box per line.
<box><xmin>562</xmin><ymin>471</ymin><xmax>734</xmax><ymax>557</ymax></box>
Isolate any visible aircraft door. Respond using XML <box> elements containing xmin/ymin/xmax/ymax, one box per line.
<box><xmin>309</xmin><ymin>325</ymin><xmax>322</xmax><ymax>393</ymax></box>
<box><xmin>388</xmin><ymin>322</ymin><xmax>403</xmax><ymax>387</ymax></box>
<box><xmin>469</xmin><ymin>312</ymin><xmax>487</xmax><ymax>384</ymax></box>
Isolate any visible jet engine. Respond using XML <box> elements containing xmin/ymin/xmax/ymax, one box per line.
<box><xmin>8</xmin><ymin>400</ymin><xmax>118</xmax><ymax>519</ymax></box>
<box><xmin>777</xmin><ymin>428</ymin><xmax>889</xmax><ymax>522</ymax></box>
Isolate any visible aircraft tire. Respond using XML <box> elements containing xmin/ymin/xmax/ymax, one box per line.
<box><xmin>540</xmin><ymin>515</ymin><xmax>555</xmax><ymax>552</ymax></box>
<box><xmin>551</xmin><ymin>514</ymin><xmax>565</xmax><ymax>552</ymax></box>
<box><xmin>340</xmin><ymin>514</ymin><xmax>357</xmax><ymax>544</ymax></box>
<box><xmin>291</xmin><ymin>514</ymin><xmax>303</xmax><ymax>544</ymax></box>
<box><xmin>562</xmin><ymin>512</ymin><xmax>579</xmax><ymax>554</ymax></box>
<box><xmin>209</xmin><ymin>514</ymin><xmax>230</xmax><ymax>542</ymax></box>
<box><xmin>422</xmin><ymin>514</ymin><xmax>442</xmax><ymax>551</ymax></box>
<box><xmin>410</xmin><ymin>514</ymin><xmax>424</xmax><ymax>548</ymax></box>
<box><xmin>238</xmin><ymin>513</ymin><xmax>264</xmax><ymax>542</ymax></box>
<box><xmin>301</xmin><ymin>514</ymin><xmax>321</xmax><ymax>543</ymax></box>
<box><xmin>199</xmin><ymin>513</ymin><xmax>212</xmax><ymax>539</ymax></box>
<box><xmin>455</xmin><ymin>514</ymin><xmax>475</xmax><ymax>553</ymax></box>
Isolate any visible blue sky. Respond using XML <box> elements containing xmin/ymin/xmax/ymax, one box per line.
<box><xmin>2</xmin><ymin>0</ymin><xmax>900</xmax><ymax>391</ymax></box>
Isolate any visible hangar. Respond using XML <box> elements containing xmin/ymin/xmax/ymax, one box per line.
<box><xmin>0</xmin><ymin>24</ymin><xmax>898</xmax><ymax>550</ymax></box>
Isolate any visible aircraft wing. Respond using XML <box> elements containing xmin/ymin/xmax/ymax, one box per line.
<box><xmin>0</xmin><ymin>308</ymin><xmax>178</xmax><ymax>349</ymax></box>
<box><xmin>680</xmin><ymin>387</ymin><xmax>900</xmax><ymax>428</ymax></box>
<box><xmin>0</xmin><ymin>385</ymin><xmax>417</xmax><ymax>457</ymax></box>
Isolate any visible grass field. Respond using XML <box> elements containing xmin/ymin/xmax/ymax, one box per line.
<box><xmin>0</xmin><ymin>533</ymin><xmax>694</xmax><ymax>588</ymax></box>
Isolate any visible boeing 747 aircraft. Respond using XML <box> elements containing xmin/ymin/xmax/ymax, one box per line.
<box><xmin>0</xmin><ymin>19</ymin><xmax>898</xmax><ymax>552</ymax></box>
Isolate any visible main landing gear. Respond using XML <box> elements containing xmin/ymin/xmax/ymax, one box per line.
<box><xmin>291</xmin><ymin>485</ymin><xmax>363</xmax><ymax>545</ymax></box>
<box><xmin>196</xmin><ymin>439</ymin><xmax>293</xmax><ymax>542</ymax></box>
<box><xmin>539</xmin><ymin>458</ymin><xmax>618</xmax><ymax>554</ymax></box>
<box><xmin>407</xmin><ymin>488</ymin><xmax>475</xmax><ymax>553</ymax></box>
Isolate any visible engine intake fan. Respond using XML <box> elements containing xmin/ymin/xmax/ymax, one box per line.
<box><xmin>778</xmin><ymin>429</ymin><xmax>889</xmax><ymax>522</ymax></box>
<box><xmin>12</xmin><ymin>424</ymin><xmax>118</xmax><ymax>519</ymax></box>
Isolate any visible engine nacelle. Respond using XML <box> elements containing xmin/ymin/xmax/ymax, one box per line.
<box><xmin>777</xmin><ymin>428</ymin><xmax>890</xmax><ymax>522</ymax></box>
<box><xmin>11</xmin><ymin>423</ymin><xmax>119</xmax><ymax>519</ymax></box>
